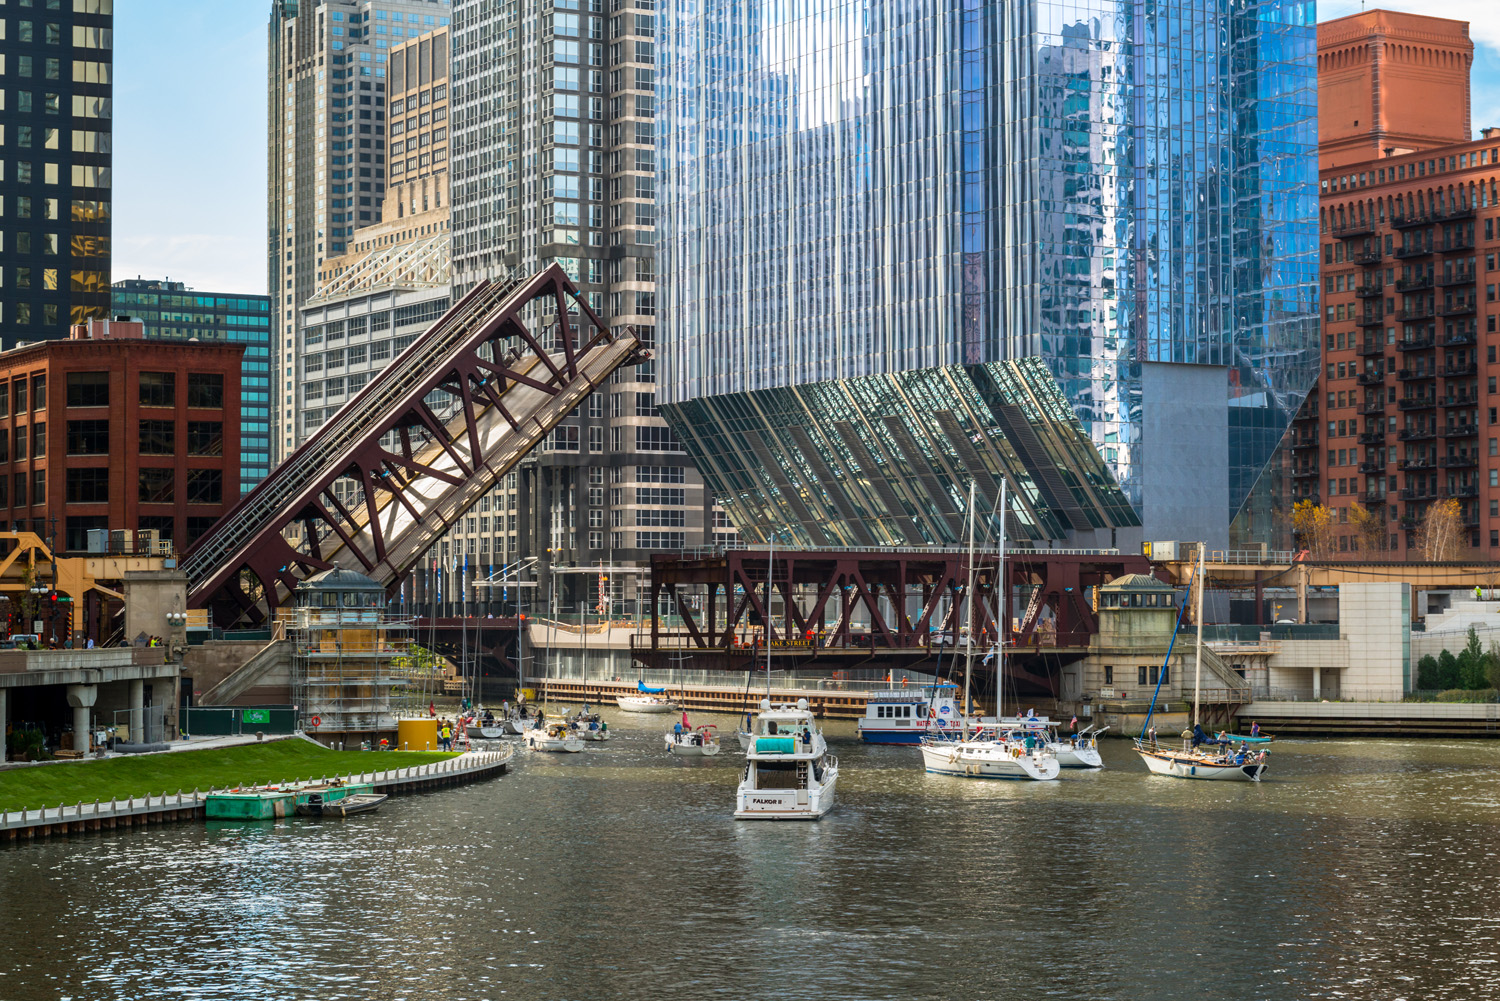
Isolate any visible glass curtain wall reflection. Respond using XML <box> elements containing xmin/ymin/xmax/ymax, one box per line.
<box><xmin>658</xmin><ymin>0</ymin><xmax>1318</xmax><ymax>543</ymax></box>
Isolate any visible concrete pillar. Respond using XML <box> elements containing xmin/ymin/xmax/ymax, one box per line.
<box><xmin>67</xmin><ymin>683</ymin><xmax>97</xmax><ymax>755</ymax></box>
<box><xmin>128</xmin><ymin>678</ymin><xmax>144</xmax><ymax>743</ymax></box>
<box><xmin>1296</xmin><ymin>564</ymin><xmax>1310</xmax><ymax>624</ymax></box>
<box><xmin>1312</xmin><ymin>667</ymin><xmax>1322</xmax><ymax>701</ymax></box>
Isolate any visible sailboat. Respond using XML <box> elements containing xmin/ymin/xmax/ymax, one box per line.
<box><xmin>919</xmin><ymin>481</ymin><xmax>1060</xmax><ymax>781</ymax></box>
<box><xmin>616</xmin><ymin>679</ymin><xmax>677</xmax><ymax>713</ymax></box>
<box><xmin>1133</xmin><ymin>544</ymin><xmax>1269</xmax><ymax>782</ymax></box>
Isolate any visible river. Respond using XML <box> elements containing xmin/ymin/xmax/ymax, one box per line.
<box><xmin>0</xmin><ymin>711</ymin><xmax>1496</xmax><ymax>1000</ymax></box>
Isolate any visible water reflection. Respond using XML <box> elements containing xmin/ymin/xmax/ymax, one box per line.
<box><xmin>1</xmin><ymin>712</ymin><xmax>1497</xmax><ymax>1000</ymax></box>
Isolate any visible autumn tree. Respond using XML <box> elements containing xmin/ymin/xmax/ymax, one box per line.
<box><xmin>1347</xmin><ymin>502</ymin><xmax>1386</xmax><ymax>559</ymax></box>
<box><xmin>1416</xmin><ymin>498</ymin><xmax>1467</xmax><ymax>562</ymax></box>
<box><xmin>1291</xmin><ymin>500</ymin><xmax>1337</xmax><ymax>560</ymax></box>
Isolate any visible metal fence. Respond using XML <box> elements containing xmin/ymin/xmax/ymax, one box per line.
<box><xmin>110</xmin><ymin>704</ymin><xmax>168</xmax><ymax>744</ymax></box>
<box><xmin>179</xmin><ymin>706</ymin><xmax>299</xmax><ymax>737</ymax></box>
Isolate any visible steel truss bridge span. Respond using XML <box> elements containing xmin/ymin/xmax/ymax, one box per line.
<box><xmin>183</xmin><ymin>264</ymin><xmax>644</xmax><ymax>625</ymax></box>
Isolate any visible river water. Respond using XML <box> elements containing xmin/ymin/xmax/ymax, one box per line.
<box><xmin>1</xmin><ymin>711</ymin><xmax>1497</xmax><ymax>1001</ymax></box>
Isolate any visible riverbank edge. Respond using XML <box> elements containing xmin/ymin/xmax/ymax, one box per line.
<box><xmin>0</xmin><ymin>746</ymin><xmax>511</xmax><ymax>843</ymax></box>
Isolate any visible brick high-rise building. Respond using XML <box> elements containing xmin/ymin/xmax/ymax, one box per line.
<box><xmin>1293</xmin><ymin>11</ymin><xmax>1500</xmax><ymax>556</ymax></box>
<box><xmin>1319</xmin><ymin>10</ymin><xmax>1473</xmax><ymax>170</ymax></box>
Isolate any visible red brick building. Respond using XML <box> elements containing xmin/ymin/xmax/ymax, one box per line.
<box><xmin>1292</xmin><ymin>11</ymin><xmax>1500</xmax><ymax>556</ymax></box>
<box><xmin>0</xmin><ymin>318</ymin><xmax>244</xmax><ymax>553</ymax></box>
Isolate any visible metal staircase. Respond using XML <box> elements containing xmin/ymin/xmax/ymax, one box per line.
<box><xmin>184</xmin><ymin>263</ymin><xmax>645</xmax><ymax>625</ymax></box>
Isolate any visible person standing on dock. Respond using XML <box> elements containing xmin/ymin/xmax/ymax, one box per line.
<box><xmin>440</xmin><ymin>721</ymin><xmax>453</xmax><ymax>751</ymax></box>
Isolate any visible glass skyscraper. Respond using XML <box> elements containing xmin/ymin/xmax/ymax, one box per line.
<box><xmin>658</xmin><ymin>0</ymin><xmax>1319</xmax><ymax>547</ymax></box>
<box><xmin>111</xmin><ymin>279</ymin><xmax>273</xmax><ymax>491</ymax></box>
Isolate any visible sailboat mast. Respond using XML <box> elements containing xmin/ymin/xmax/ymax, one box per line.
<box><xmin>1192</xmin><ymin>541</ymin><xmax>1206</xmax><ymax>729</ymax></box>
<box><xmin>996</xmin><ymin>479</ymin><xmax>1006</xmax><ymax>721</ymax></box>
<box><xmin>962</xmin><ymin>482</ymin><xmax>978</xmax><ymax>718</ymax></box>
<box><xmin>766</xmin><ymin>534</ymin><xmax>773</xmax><ymax>701</ymax></box>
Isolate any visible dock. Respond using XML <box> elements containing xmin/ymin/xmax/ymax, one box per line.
<box><xmin>0</xmin><ymin>747</ymin><xmax>512</xmax><ymax>842</ymax></box>
<box><xmin>1236</xmin><ymin>701</ymin><xmax>1500</xmax><ymax>737</ymax></box>
<box><xmin>539</xmin><ymin>678</ymin><xmax>901</xmax><ymax>719</ymax></box>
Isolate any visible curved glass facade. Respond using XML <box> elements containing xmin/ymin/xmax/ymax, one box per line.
<box><xmin>658</xmin><ymin>0</ymin><xmax>1319</xmax><ymax>538</ymax></box>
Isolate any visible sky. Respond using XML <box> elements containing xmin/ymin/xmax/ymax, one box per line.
<box><xmin>109</xmin><ymin>1</ymin><xmax>1500</xmax><ymax>297</ymax></box>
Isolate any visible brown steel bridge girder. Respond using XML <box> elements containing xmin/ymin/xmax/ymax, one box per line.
<box><xmin>646</xmin><ymin>549</ymin><xmax>1152</xmax><ymax>656</ymax></box>
<box><xmin>187</xmin><ymin>265</ymin><xmax>641</xmax><ymax>626</ymax></box>
<box><xmin>627</xmin><ymin>640</ymin><xmax>1082</xmax><ymax>700</ymax></box>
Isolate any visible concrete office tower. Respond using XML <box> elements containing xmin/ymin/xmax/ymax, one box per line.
<box><xmin>658</xmin><ymin>0</ymin><xmax>1320</xmax><ymax>550</ymax></box>
<box><xmin>111</xmin><ymin>279</ymin><xmax>273</xmax><ymax>492</ymax></box>
<box><xmin>449</xmin><ymin>0</ymin><xmax>730</xmax><ymax>608</ymax></box>
<box><xmin>0</xmin><ymin>0</ymin><xmax>113</xmax><ymax>348</ymax></box>
<box><xmin>267</xmin><ymin>0</ymin><xmax>451</xmax><ymax>463</ymax></box>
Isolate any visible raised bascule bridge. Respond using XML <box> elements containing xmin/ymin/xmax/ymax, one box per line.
<box><xmin>631</xmin><ymin>547</ymin><xmax>1152</xmax><ymax>705</ymax></box>
<box><xmin>181</xmin><ymin>263</ymin><xmax>645</xmax><ymax>683</ymax></box>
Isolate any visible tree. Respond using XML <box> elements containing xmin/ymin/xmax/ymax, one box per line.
<box><xmin>1292</xmin><ymin>500</ymin><xmax>1337</xmax><ymax>560</ymax></box>
<box><xmin>1348</xmin><ymin>502</ymin><xmax>1386</xmax><ymax>559</ymax></box>
<box><xmin>1416</xmin><ymin>499</ymin><xmax>1467</xmax><ymax>562</ymax></box>
<box><xmin>1437</xmin><ymin>649</ymin><xmax>1461</xmax><ymax>690</ymax></box>
<box><xmin>1417</xmin><ymin>654</ymin><xmax>1442</xmax><ymax>690</ymax></box>
<box><xmin>1458</xmin><ymin>627</ymin><xmax>1490</xmax><ymax>690</ymax></box>
<box><xmin>1487</xmin><ymin>641</ymin><xmax>1500</xmax><ymax>692</ymax></box>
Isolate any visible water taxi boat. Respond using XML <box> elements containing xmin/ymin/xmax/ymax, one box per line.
<box><xmin>735</xmin><ymin>699</ymin><xmax>838</xmax><ymax>820</ymax></box>
<box><xmin>665</xmin><ymin>722</ymin><xmax>720</xmax><ymax>756</ymax></box>
<box><xmin>919</xmin><ymin>725</ymin><xmax>1060</xmax><ymax>781</ymax></box>
<box><xmin>856</xmin><ymin>682</ymin><xmax>973</xmax><ymax>744</ymax></box>
<box><xmin>524</xmin><ymin>720</ymin><xmax>585</xmax><ymax>752</ymax></box>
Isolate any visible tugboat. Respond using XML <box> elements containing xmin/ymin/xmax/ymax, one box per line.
<box><xmin>734</xmin><ymin>699</ymin><xmax>838</xmax><ymax>820</ymax></box>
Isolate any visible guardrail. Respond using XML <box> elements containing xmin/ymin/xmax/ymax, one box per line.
<box><xmin>0</xmin><ymin>747</ymin><xmax>513</xmax><ymax>839</ymax></box>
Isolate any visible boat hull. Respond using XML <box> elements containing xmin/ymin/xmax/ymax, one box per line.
<box><xmin>666</xmin><ymin>737</ymin><xmax>721</xmax><ymax>757</ymax></box>
<box><xmin>501</xmin><ymin>719</ymin><xmax>530</xmax><ymax>735</ymax></box>
<box><xmin>734</xmin><ymin>768</ymin><xmax>837</xmax><ymax>820</ymax></box>
<box><xmin>1136</xmin><ymin>748</ymin><xmax>1266</xmax><ymax>782</ymax></box>
<box><xmin>466</xmin><ymin>725</ymin><xmax>505</xmax><ymax>739</ymax></box>
<box><xmin>1053</xmin><ymin>743</ymin><xmax>1104</xmax><ymax>768</ymax></box>
<box><xmin>735</xmin><ymin>731</ymin><xmax>752</xmax><ymax>751</ymax></box>
<box><xmin>920</xmin><ymin>742</ymin><xmax>1060</xmax><ymax>781</ymax></box>
<box><xmin>616</xmin><ymin>696</ymin><xmax>674</xmax><ymax>713</ymax></box>
<box><xmin>524</xmin><ymin>732</ymin><xmax>585</xmax><ymax>752</ymax></box>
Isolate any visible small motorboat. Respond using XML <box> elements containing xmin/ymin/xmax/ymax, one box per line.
<box><xmin>665</xmin><ymin>721</ymin><xmax>720</xmax><ymax>757</ymax></box>
<box><xmin>571</xmin><ymin>707</ymin><xmax>612</xmax><ymax>741</ymax></box>
<box><xmin>525</xmin><ymin>720</ymin><xmax>585</xmax><ymax>752</ymax></box>
<box><xmin>327</xmin><ymin>793</ymin><xmax>387</xmax><ymax>817</ymax></box>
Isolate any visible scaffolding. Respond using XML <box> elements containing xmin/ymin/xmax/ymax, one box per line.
<box><xmin>284</xmin><ymin>573</ymin><xmax>411</xmax><ymax>738</ymax></box>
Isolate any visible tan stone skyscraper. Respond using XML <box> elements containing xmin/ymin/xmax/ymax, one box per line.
<box><xmin>267</xmin><ymin>0</ymin><xmax>451</xmax><ymax>461</ymax></box>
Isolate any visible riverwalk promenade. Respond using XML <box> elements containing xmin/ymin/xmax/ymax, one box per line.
<box><xmin>0</xmin><ymin>746</ymin><xmax>512</xmax><ymax>841</ymax></box>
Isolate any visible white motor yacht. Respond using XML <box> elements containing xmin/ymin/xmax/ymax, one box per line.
<box><xmin>735</xmin><ymin>699</ymin><xmax>838</xmax><ymax>820</ymax></box>
<box><xmin>857</xmin><ymin>682</ymin><xmax>974</xmax><ymax>744</ymax></box>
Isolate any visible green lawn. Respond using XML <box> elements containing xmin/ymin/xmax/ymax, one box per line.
<box><xmin>0</xmin><ymin>739</ymin><xmax>458</xmax><ymax>813</ymax></box>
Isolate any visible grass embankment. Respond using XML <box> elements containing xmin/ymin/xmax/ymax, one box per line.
<box><xmin>0</xmin><ymin>739</ymin><xmax>458</xmax><ymax>813</ymax></box>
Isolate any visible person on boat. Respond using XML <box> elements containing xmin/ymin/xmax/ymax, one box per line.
<box><xmin>673</xmin><ymin>720</ymin><xmax>684</xmax><ymax>742</ymax></box>
<box><xmin>801</xmin><ymin>728</ymin><xmax>812</xmax><ymax>747</ymax></box>
<box><xmin>1251</xmin><ymin>720</ymin><xmax>1261</xmax><ymax>738</ymax></box>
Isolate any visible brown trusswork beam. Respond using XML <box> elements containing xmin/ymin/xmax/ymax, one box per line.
<box><xmin>635</xmin><ymin>548</ymin><xmax>1153</xmax><ymax>697</ymax></box>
